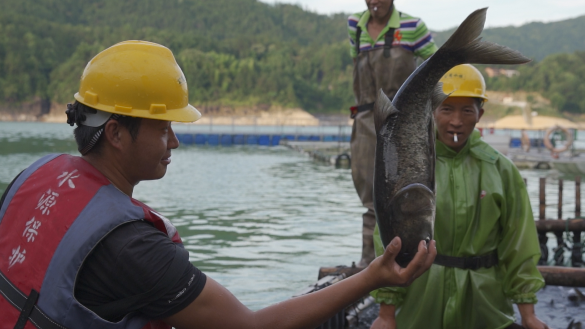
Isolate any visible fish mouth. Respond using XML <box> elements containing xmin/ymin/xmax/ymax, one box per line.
<box><xmin>388</xmin><ymin>183</ymin><xmax>435</xmax><ymax>208</ymax></box>
<box><xmin>386</xmin><ymin>183</ymin><xmax>435</xmax><ymax>267</ymax></box>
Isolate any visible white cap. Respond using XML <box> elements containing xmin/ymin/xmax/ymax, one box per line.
<box><xmin>80</xmin><ymin>107</ymin><xmax>113</xmax><ymax>127</ymax></box>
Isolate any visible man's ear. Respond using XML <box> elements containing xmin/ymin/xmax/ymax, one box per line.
<box><xmin>102</xmin><ymin>120</ymin><xmax>125</xmax><ymax>151</ymax></box>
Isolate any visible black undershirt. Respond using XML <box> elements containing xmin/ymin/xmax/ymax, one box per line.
<box><xmin>74</xmin><ymin>220</ymin><xmax>206</xmax><ymax>322</ymax></box>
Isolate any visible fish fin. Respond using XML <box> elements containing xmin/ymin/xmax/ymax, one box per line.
<box><xmin>439</xmin><ymin>8</ymin><xmax>530</xmax><ymax>65</ymax></box>
<box><xmin>374</xmin><ymin>89</ymin><xmax>399</xmax><ymax>134</ymax></box>
<box><xmin>431</xmin><ymin>82</ymin><xmax>450</xmax><ymax>111</ymax></box>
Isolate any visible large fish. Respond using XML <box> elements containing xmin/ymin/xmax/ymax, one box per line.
<box><xmin>373</xmin><ymin>8</ymin><xmax>530</xmax><ymax>267</ymax></box>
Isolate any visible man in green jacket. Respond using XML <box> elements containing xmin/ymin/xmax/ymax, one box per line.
<box><xmin>370</xmin><ymin>65</ymin><xmax>549</xmax><ymax>329</ymax></box>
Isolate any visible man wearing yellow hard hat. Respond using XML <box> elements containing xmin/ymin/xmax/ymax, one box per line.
<box><xmin>0</xmin><ymin>40</ymin><xmax>436</xmax><ymax>329</ymax></box>
<box><xmin>369</xmin><ymin>65</ymin><xmax>548</xmax><ymax>329</ymax></box>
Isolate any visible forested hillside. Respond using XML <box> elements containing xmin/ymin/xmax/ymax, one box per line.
<box><xmin>433</xmin><ymin>15</ymin><xmax>585</xmax><ymax>62</ymax></box>
<box><xmin>0</xmin><ymin>0</ymin><xmax>351</xmax><ymax>113</ymax></box>
<box><xmin>484</xmin><ymin>52</ymin><xmax>585</xmax><ymax>114</ymax></box>
<box><xmin>1</xmin><ymin>0</ymin><xmax>584</xmax><ymax>114</ymax></box>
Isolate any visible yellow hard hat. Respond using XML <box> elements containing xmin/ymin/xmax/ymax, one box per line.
<box><xmin>74</xmin><ymin>40</ymin><xmax>201</xmax><ymax>122</ymax></box>
<box><xmin>439</xmin><ymin>64</ymin><xmax>488</xmax><ymax>102</ymax></box>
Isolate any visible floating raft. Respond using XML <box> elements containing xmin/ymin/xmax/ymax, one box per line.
<box><xmin>282</xmin><ymin>141</ymin><xmax>351</xmax><ymax>166</ymax></box>
<box><xmin>174</xmin><ymin>133</ymin><xmax>351</xmax><ymax>147</ymax></box>
<box><xmin>305</xmin><ymin>265</ymin><xmax>585</xmax><ymax>328</ymax></box>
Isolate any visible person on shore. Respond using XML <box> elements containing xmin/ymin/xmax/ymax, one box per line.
<box><xmin>369</xmin><ymin>65</ymin><xmax>548</xmax><ymax>329</ymax></box>
<box><xmin>0</xmin><ymin>40</ymin><xmax>436</xmax><ymax>329</ymax></box>
<box><xmin>348</xmin><ymin>0</ymin><xmax>437</xmax><ymax>267</ymax></box>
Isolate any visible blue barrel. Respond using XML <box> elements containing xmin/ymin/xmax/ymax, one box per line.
<box><xmin>271</xmin><ymin>135</ymin><xmax>281</xmax><ymax>146</ymax></box>
<box><xmin>221</xmin><ymin>135</ymin><xmax>232</xmax><ymax>146</ymax></box>
<box><xmin>258</xmin><ymin>135</ymin><xmax>270</xmax><ymax>146</ymax></box>
<box><xmin>282</xmin><ymin>135</ymin><xmax>296</xmax><ymax>141</ymax></box>
<box><xmin>309</xmin><ymin>135</ymin><xmax>320</xmax><ymax>141</ymax></box>
<box><xmin>247</xmin><ymin>135</ymin><xmax>258</xmax><ymax>145</ymax></box>
<box><xmin>195</xmin><ymin>134</ymin><xmax>207</xmax><ymax>145</ymax></box>
<box><xmin>509</xmin><ymin>138</ymin><xmax>521</xmax><ymax>148</ymax></box>
<box><xmin>297</xmin><ymin>135</ymin><xmax>309</xmax><ymax>141</ymax></box>
<box><xmin>176</xmin><ymin>133</ymin><xmax>192</xmax><ymax>144</ymax></box>
<box><xmin>233</xmin><ymin>134</ymin><xmax>245</xmax><ymax>145</ymax></box>
<box><xmin>208</xmin><ymin>134</ymin><xmax>220</xmax><ymax>146</ymax></box>
<box><xmin>184</xmin><ymin>134</ymin><xmax>194</xmax><ymax>144</ymax></box>
<box><xmin>530</xmin><ymin>138</ymin><xmax>544</xmax><ymax>147</ymax></box>
<box><xmin>341</xmin><ymin>135</ymin><xmax>351</xmax><ymax>142</ymax></box>
<box><xmin>323</xmin><ymin>135</ymin><xmax>335</xmax><ymax>142</ymax></box>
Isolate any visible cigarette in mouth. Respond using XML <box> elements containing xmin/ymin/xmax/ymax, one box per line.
<box><xmin>454</xmin><ymin>133</ymin><xmax>458</xmax><ymax>142</ymax></box>
<box><xmin>374</xmin><ymin>6</ymin><xmax>378</xmax><ymax>11</ymax></box>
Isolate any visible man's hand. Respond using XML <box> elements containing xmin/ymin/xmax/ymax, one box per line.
<box><xmin>518</xmin><ymin>304</ymin><xmax>549</xmax><ymax>329</ymax></box>
<box><xmin>370</xmin><ymin>316</ymin><xmax>396</xmax><ymax>329</ymax></box>
<box><xmin>164</xmin><ymin>236</ymin><xmax>435</xmax><ymax>329</ymax></box>
<box><xmin>364</xmin><ymin>236</ymin><xmax>437</xmax><ymax>290</ymax></box>
<box><xmin>367</xmin><ymin>237</ymin><xmax>435</xmax><ymax>329</ymax></box>
<box><xmin>370</xmin><ymin>303</ymin><xmax>396</xmax><ymax>329</ymax></box>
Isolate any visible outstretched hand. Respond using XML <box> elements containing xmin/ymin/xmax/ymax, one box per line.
<box><xmin>163</xmin><ymin>235</ymin><xmax>436</xmax><ymax>329</ymax></box>
<box><xmin>364</xmin><ymin>236</ymin><xmax>436</xmax><ymax>289</ymax></box>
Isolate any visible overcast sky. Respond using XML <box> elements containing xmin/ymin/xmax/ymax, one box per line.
<box><xmin>259</xmin><ymin>0</ymin><xmax>585</xmax><ymax>31</ymax></box>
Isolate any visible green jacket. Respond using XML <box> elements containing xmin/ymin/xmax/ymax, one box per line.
<box><xmin>371</xmin><ymin>130</ymin><xmax>544</xmax><ymax>329</ymax></box>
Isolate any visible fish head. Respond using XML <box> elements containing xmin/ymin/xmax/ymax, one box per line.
<box><xmin>387</xmin><ymin>183</ymin><xmax>435</xmax><ymax>268</ymax></box>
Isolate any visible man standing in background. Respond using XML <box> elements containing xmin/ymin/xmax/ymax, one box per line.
<box><xmin>348</xmin><ymin>0</ymin><xmax>437</xmax><ymax>266</ymax></box>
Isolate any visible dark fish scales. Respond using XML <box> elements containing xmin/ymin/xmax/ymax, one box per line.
<box><xmin>373</xmin><ymin>8</ymin><xmax>530</xmax><ymax>267</ymax></box>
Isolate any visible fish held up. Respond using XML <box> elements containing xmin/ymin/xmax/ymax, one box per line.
<box><xmin>373</xmin><ymin>7</ymin><xmax>530</xmax><ymax>267</ymax></box>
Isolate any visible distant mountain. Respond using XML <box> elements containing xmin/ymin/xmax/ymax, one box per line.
<box><xmin>0</xmin><ymin>0</ymin><xmax>583</xmax><ymax>115</ymax></box>
<box><xmin>0</xmin><ymin>0</ymin><xmax>351</xmax><ymax>113</ymax></box>
<box><xmin>432</xmin><ymin>15</ymin><xmax>585</xmax><ymax>61</ymax></box>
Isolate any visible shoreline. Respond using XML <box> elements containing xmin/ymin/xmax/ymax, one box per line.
<box><xmin>0</xmin><ymin>106</ymin><xmax>352</xmax><ymax>126</ymax></box>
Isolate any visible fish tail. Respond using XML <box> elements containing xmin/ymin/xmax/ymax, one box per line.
<box><xmin>438</xmin><ymin>8</ymin><xmax>530</xmax><ymax>65</ymax></box>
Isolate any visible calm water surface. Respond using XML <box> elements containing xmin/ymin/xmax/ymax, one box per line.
<box><xmin>0</xmin><ymin>122</ymin><xmax>363</xmax><ymax>309</ymax></box>
<box><xmin>0</xmin><ymin>122</ymin><xmax>581</xmax><ymax>310</ymax></box>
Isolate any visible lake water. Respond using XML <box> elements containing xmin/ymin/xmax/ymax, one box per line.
<box><xmin>0</xmin><ymin>122</ymin><xmax>582</xmax><ymax>310</ymax></box>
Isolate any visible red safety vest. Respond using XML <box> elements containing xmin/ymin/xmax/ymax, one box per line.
<box><xmin>0</xmin><ymin>154</ymin><xmax>181</xmax><ymax>329</ymax></box>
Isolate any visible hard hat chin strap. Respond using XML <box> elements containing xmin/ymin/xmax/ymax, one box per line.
<box><xmin>79</xmin><ymin>129</ymin><xmax>103</xmax><ymax>155</ymax></box>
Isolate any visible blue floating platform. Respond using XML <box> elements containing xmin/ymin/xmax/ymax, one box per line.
<box><xmin>220</xmin><ymin>135</ymin><xmax>232</xmax><ymax>146</ymax></box>
<box><xmin>323</xmin><ymin>135</ymin><xmax>335</xmax><ymax>142</ymax></box>
<box><xmin>208</xmin><ymin>134</ymin><xmax>220</xmax><ymax>146</ymax></box>
<box><xmin>176</xmin><ymin>133</ymin><xmax>194</xmax><ymax>144</ymax></box>
<box><xmin>195</xmin><ymin>134</ymin><xmax>208</xmax><ymax>145</ymax></box>
<box><xmin>233</xmin><ymin>134</ymin><xmax>245</xmax><ymax>145</ymax></box>
<box><xmin>258</xmin><ymin>135</ymin><xmax>270</xmax><ymax>146</ymax></box>
<box><xmin>247</xmin><ymin>135</ymin><xmax>258</xmax><ymax>145</ymax></box>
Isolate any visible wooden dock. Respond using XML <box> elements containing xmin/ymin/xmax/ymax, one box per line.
<box><xmin>281</xmin><ymin>141</ymin><xmax>351</xmax><ymax>167</ymax></box>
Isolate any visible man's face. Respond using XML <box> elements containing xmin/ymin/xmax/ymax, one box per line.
<box><xmin>121</xmin><ymin>119</ymin><xmax>179</xmax><ymax>183</ymax></box>
<box><xmin>434</xmin><ymin>97</ymin><xmax>484</xmax><ymax>152</ymax></box>
<box><xmin>365</xmin><ymin>0</ymin><xmax>393</xmax><ymax>19</ymax></box>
